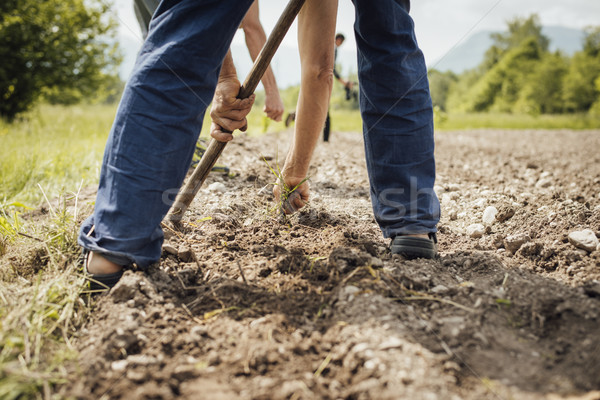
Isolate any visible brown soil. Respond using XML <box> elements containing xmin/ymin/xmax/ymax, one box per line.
<box><xmin>63</xmin><ymin>129</ymin><xmax>600</xmax><ymax>399</ymax></box>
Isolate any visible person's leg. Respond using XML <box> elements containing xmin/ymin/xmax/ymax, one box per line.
<box><xmin>351</xmin><ymin>0</ymin><xmax>440</xmax><ymax>240</ymax></box>
<box><xmin>323</xmin><ymin>111</ymin><xmax>331</xmax><ymax>142</ymax></box>
<box><xmin>79</xmin><ymin>0</ymin><xmax>253</xmax><ymax>272</ymax></box>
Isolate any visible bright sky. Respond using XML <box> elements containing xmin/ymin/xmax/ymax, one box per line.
<box><xmin>115</xmin><ymin>0</ymin><xmax>600</xmax><ymax>81</ymax></box>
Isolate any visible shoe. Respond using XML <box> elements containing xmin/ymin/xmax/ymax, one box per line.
<box><xmin>80</xmin><ymin>249</ymin><xmax>125</xmax><ymax>291</ymax></box>
<box><xmin>285</xmin><ymin>112</ymin><xmax>296</xmax><ymax>127</ymax></box>
<box><xmin>190</xmin><ymin>140</ymin><xmax>230</xmax><ymax>173</ymax></box>
<box><xmin>390</xmin><ymin>233</ymin><xmax>438</xmax><ymax>259</ymax></box>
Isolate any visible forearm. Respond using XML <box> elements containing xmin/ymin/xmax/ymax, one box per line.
<box><xmin>285</xmin><ymin>0</ymin><xmax>337</xmax><ymax>179</ymax></box>
<box><xmin>219</xmin><ymin>50</ymin><xmax>238</xmax><ymax>82</ymax></box>
<box><xmin>243</xmin><ymin>22</ymin><xmax>280</xmax><ymax>96</ymax></box>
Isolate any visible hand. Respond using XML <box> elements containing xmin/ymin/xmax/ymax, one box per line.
<box><xmin>263</xmin><ymin>91</ymin><xmax>284</xmax><ymax>122</ymax></box>
<box><xmin>210</xmin><ymin>77</ymin><xmax>255</xmax><ymax>142</ymax></box>
<box><xmin>273</xmin><ymin>175</ymin><xmax>310</xmax><ymax>214</ymax></box>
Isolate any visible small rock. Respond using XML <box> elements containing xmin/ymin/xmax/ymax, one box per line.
<box><xmin>162</xmin><ymin>243</ymin><xmax>178</xmax><ymax>255</ymax></box>
<box><xmin>434</xmin><ymin>185</ymin><xmax>445</xmax><ymax>195</ymax></box>
<box><xmin>207</xmin><ymin>182</ymin><xmax>227</xmax><ymax>193</ymax></box>
<box><xmin>473</xmin><ymin>198</ymin><xmax>486</xmax><ymax>208</ymax></box>
<box><xmin>342</xmin><ymin>285</ymin><xmax>360</xmax><ymax>297</ymax></box>
<box><xmin>466</xmin><ymin>224</ymin><xmax>485</xmax><ymax>239</ymax></box>
<box><xmin>431</xmin><ymin>284</ymin><xmax>449</xmax><ymax>294</ymax></box>
<box><xmin>496</xmin><ymin>205</ymin><xmax>516</xmax><ymax>222</ymax></box>
<box><xmin>448</xmin><ymin>209</ymin><xmax>458</xmax><ymax>221</ymax></box>
<box><xmin>111</xmin><ymin>359</ymin><xmax>128</xmax><ymax>372</ymax></box>
<box><xmin>482</xmin><ymin>206</ymin><xmax>498</xmax><ymax>225</ymax></box>
<box><xmin>535</xmin><ymin>178</ymin><xmax>553</xmax><ymax>189</ymax></box>
<box><xmin>447</xmin><ymin>183</ymin><xmax>460</xmax><ymax>192</ymax></box>
<box><xmin>378</xmin><ymin>337</ymin><xmax>404</xmax><ymax>350</ymax></box>
<box><xmin>178</xmin><ymin>246</ymin><xmax>194</xmax><ymax>262</ymax></box>
<box><xmin>568</xmin><ymin>229</ymin><xmax>599</xmax><ymax>252</ymax></box>
<box><xmin>504</xmin><ymin>233</ymin><xmax>531</xmax><ymax>254</ymax></box>
<box><xmin>370</xmin><ymin>257</ymin><xmax>383</xmax><ymax>268</ymax></box>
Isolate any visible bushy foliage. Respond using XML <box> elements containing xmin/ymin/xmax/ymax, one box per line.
<box><xmin>442</xmin><ymin>14</ymin><xmax>600</xmax><ymax>115</ymax></box>
<box><xmin>0</xmin><ymin>0</ymin><xmax>122</xmax><ymax>120</ymax></box>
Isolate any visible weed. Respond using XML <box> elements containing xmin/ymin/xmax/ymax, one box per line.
<box><xmin>0</xmin><ymin>186</ymin><xmax>88</xmax><ymax>399</ymax></box>
<box><xmin>261</xmin><ymin>155</ymin><xmax>309</xmax><ymax>216</ymax></box>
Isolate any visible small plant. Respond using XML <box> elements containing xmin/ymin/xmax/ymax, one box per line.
<box><xmin>261</xmin><ymin>154</ymin><xmax>309</xmax><ymax>217</ymax></box>
<box><xmin>0</xmin><ymin>185</ymin><xmax>89</xmax><ymax>399</ymax></box>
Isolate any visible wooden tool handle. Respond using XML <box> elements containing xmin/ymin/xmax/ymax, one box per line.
<box><xmin>167</xmin><ymin>0</ymin><xmax>306</xmax><ymax>222</ymax></box>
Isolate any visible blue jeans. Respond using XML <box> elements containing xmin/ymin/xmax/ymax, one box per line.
<box><xmin>79</xmin><ymin>0</ymin><xmax>439</xmax><ymax>268</ymax></box>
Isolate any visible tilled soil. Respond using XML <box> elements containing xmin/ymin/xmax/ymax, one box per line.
<box><xmin>64</xmin><ymin>129</ymin><xmax>600</xmax><ymax>399</ymax></box>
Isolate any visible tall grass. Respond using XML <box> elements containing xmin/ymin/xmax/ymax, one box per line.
<box><xmin>0</xmin><ymin>104</ymin><xmax>116</xmax><ymax>207</ymax></box>
<box><xmin>0</xmin><ymin>193</ymin><xmax>88</xmax><ymax>399</ymax></box>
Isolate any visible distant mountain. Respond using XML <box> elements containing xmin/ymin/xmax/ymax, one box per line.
<box><xmin>430</xmin><ymin>26</ymin><xmax>585</xmax><ymax>73</ymax></box>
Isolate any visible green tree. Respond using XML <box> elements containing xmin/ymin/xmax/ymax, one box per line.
<box><xmin>428</xmin><ymin>69</ymin><xmax>457</xmax><ymax>111</ymax></box>
<box><xmin>481</xmin><ymin>15</ymin><xmax>549</xmax><ymax>72</ymax></box>
<box><xmin>583</xmin><ymin>26</ymin><xmax>600</xmax><ymax>58</ymax></box>
<box><xmin>562</xmin><ymin>27</ymin><xmax>600</xmax><ymax>113</ymax></box>
<box><xmin>465</xmin><ymin>37</ymin><xmax>543</xmax><ymax>112</ymax></box>
<box><xmin>0</xmin><ymin>0</ymin><xmax>121</xmax><ymax>120</ymax></box>
<box><xmin>515</xmin><ymin>51</ymin><xmax>568</xmax><ymax>114</ymax></box>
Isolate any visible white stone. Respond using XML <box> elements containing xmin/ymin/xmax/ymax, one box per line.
<box><xmin>162</xmin><ymin>243</ymin><xmax>178</xmax><ymax>255</ymax></box>
<box><xmin>207</xmin><ymin>182</ymin><xmax>227</xmax><ymax>193</ymax></box>
<box><xmin>535</xmin><ymin>178</ymin><xmax>553</xmax><ymax>189</ymax></box>
<box><xmin>568</xmin><ymin>229</ymin><xmax>599</xmax><ymax>253</ymax></box>
<box><xmin>447</xmin><ymin>183</ymin><xmax>460</xmax><ymax>192</ymax></box>
<box><xmin>111</xmin><ymin>360</ymin><xmax>128</xmax><ymax>372</ymax></box>
<box><xmin>434</xmin><ymin>185</ymin><xmax>445</xmax><ymax>195</ymax></box>
<box><xmin>504</xmin><ymin>233</ymin><xmax>531</xmax><ymax>254</ymax></box>
<box><xmin>482</xmin><ymin>206</ymin><xmax>498</xmax><ymax>225</ymax></box>
<box><xmin>466</xmin><ymin>224</ymin><xmax>485</xmax><ymax>239</ymax></box>
<box><xmin>473</xmin><ymin>198</ymin><xmax>487</xmax><ymax>208</ymax></box>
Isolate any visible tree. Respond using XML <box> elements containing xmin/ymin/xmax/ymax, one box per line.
<box><xmin>428</xmin><ymin>69</ymin><xmax>457</xmax><ymax>111</ymax></box>
<box><xmin>0</xmin><ymin>0</ymin><xmax>121</xmax><ymax>120</ymax></box>
<box><xmin>515</xmin><ymin>51</ymin><xmax>568</xmax><ymax>114</ymax></box>
<box><xmin>481</xmin><ymin>15</ymin><xmax>548</xmax><ymax>72</ymax></box>
<box><xmin>562</xmin><ymin>28</ymin><xmax>600</xmax><ymax>113</ymax></box>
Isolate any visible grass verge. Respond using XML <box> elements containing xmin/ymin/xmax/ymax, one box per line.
<box><xmin>0</xmin><ymin>192</ymin><xmax>89</xmax><ymax>399</ymax></box>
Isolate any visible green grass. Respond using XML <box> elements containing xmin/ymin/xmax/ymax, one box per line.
<box><xmin>435</xmin><ymin>111</ymin><xmax>600</xmax><ymax>130</ymax></box>
<box><xmin>0</xmin><ymin>193</ymin><xmax>88</xmax><ymax>400</ymax></box>
<box><xmin>0</xmin><ymin>104</ymin><xmax>116</xmax><ymax>207</ymax></box>
<box><xmin>3</xmin><ymin>102</ymin><xmax>599</xmax><ymax>210</ymax></box>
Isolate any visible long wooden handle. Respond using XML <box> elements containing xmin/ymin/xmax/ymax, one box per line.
<box><xmin>167</xmin><ymin>0</ymin><xmax>306</xmax><ymax>223</ymax></box>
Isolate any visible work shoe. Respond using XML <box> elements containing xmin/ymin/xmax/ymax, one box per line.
<box><xmin>390</xmin><ymin>233</ymin><xmax>438</xmax><ymax>259</ymax></box>
<box><xmin>80</xmin><ymin>249</ymin><xmax>125</xmax><ymax>292</ymax></box>
<box><xmin>190</xmin><ymin>140</ymin><xmax>230</xmax><ymax>174</ymax></box>
<box><xmin>285</xmin><ymin>112</ymin><xmax>296</xmax><ymax>127</ymax></box>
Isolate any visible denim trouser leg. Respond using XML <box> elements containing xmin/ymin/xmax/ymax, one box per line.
<box><xmin>352</xmin><ymin>0</ymin><xmax>440</xmax><ymax>238</ymax></box>
<box><xmin>78</xmin><ymin>0</ymin><xmax>253</xmax><ymax>267</ymax></box>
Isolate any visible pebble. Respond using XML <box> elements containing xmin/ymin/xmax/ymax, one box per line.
<box><xmin>473</xmin><ymin>198</ymin><xmax>487</xmax><ymax>208</ymax></box>
<box><xmin>504</xmin><ymin>233</ymin><xmax>531</xmax><ymax>254</ymax></box>
<box><xmin>207</xmin><ymin>182</ymin><xmax>227</xmax><ymax>193</ymax></box>
<box><xmin>448</xmin><ymin>209</ymin><xmax>458</xmax><ymax>221</ymax></box>
<box><xmin>482</xmin><ymin>206</ymin><xmax>498</xmax><ymax>225</ymax></box>
<box><xmin>568</xmin><ymin>229</ymin><xmax>599</xmax><ymax>253</ymax></box>
<box><xmin>178</xmin><ymin>246</ymin><xmax>194</xmax><ymax>262</ymax></box>
<box><xmin>447</xmin><ymin>183</ymin><xmax>460</xmax><ymax>192</ymax></box>
<box><xmin>111</xmin><ymin>359</ymin><xmax>128</xmax><ymax>371</ymax></box>
<box><xmin>535</xmin><ymin>178</ymin><xmax>553</xmax><ymax>189</ymax></box>
<box><xmin>466</xmin><ymin>224</ymin><xmax>485</xmax><ymax>239</ymax></box>
<box><xmin>431</xmin><ymin>284</ymin><xmax>449</xmax><ymax>294</ymax></box>
<box><xmin>162</xmin><ymin>243</ymin><xmax>178</xmax><ymax>255</ymax></box>
<box><xmin>434</xmin><ymin>185</ymin><xmax>445</xmax><ymax>195</ymax></box>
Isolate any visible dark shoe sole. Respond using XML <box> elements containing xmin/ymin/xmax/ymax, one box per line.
<box><xmin>390</xmin><ymin>234</ymin><xmax>438</xmax><ymax>260</ymax></box>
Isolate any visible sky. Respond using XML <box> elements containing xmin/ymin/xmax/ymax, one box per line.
<box><xmin>115</xmin><ymin>0</ymin><xmax>600</xmax><ymax>85</ymax></box>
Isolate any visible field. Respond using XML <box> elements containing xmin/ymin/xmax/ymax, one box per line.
<box><xmin>1</xmin><ymin>105</ymin><xmax>600</xmax><ymax>399</ymax></box>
